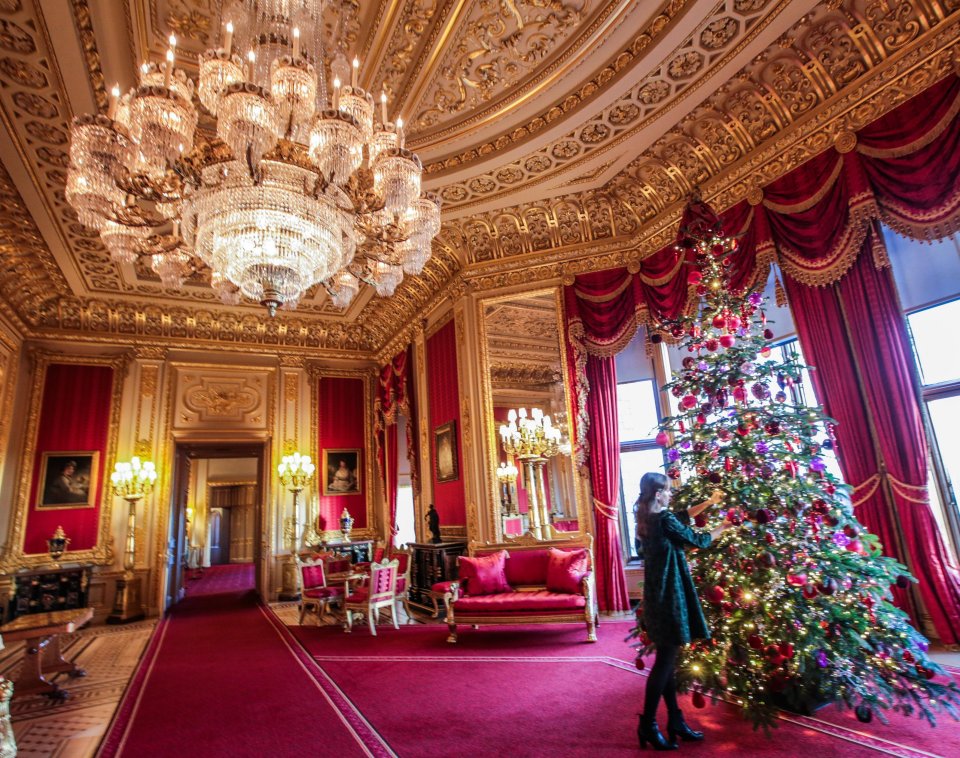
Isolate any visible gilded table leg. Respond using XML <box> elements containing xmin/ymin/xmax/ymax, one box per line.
<box><xmin>41</xmin><ymin>635</ymin><xmax>86</xmax><ymax>677</ymax></box>
<box><xmin>15</xmin><ymin>635</ymin><xmax>65</xmax><ymax>699</ymax></box>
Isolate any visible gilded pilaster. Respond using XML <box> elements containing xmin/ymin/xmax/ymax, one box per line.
<box><xmin>412</xmin><ymin>322</ymin><xmax>433</xmax><ymax>543</ymax></box>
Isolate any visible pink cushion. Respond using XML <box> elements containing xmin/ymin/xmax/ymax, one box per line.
<box><xmin>459</xmin><ymin>550</ymin><xmax>510</xmax><ymax>595</ymax></box>
<box><xmin>303</xmin><ymin>586</ymin><xmax>342</xmax><ymax>599</ymax></box>
<box><xmin>500</xmin><ymin>549</ymin><xmax>550</xmax><ymax>586</ymax></box>
<box><xmin>301</xmin><ymin>564</ymin><xmax>327</xmax><ymax>589</ymax></box>
<box><xmin>546</xmin><ymin>548</ymin><xmax>588</xmax><ymax>594</ymax></box>
<box><xmin>431</xmin><ymin>580</ymin><xmax>457</xmax><ymax>593</ymax></box>
<box><xmin>453</xmin><ymin>591</ymin><xmax>586</xmax><ymax>612</ymax></box>
<box><xmin>396</xmin><ymin>577</ymin><xmax>406</xmax><ymax>593</ymax></box>
<box><xmin>345</xmin><ymin>588</ymin><xmax>369</xmax><ymax>603</ymax></box>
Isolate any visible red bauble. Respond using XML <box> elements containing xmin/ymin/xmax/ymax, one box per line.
<box><xmin>846</xmin><ymin>540</ymin><xmax>862</xmax><ymax>553</ymax></box>
<box><xmin>768</xmin><ymin>671</ymin><xmax>789</xmax><ymax>693</ymax></box>
<box><xmin>671</xmin><ymin>326</ymin><xmax>685</xmax><ymax>339</ymax></box>
<box><xmin>759</xmin><ymin>346</ymin><xmax>772</xmax><ymax>358</ymax></box>
<box><xmin>779</xmin><ymin>642</ymin><xmax>795</xmax><ymax>659</ymax></box>
<box><xmin>705</xmin><ymin>586</ymin><xmax>726</xmax><ymax>604</ymax></box>
<box><xmin>719</xmin><ymin>334</ymin><xmax>736</xmax><ymax>348</ymax></box>
<box><xmin>692</xmin><ymin>691</ymin><xmax>706</xmax><ymax>709</ymax></box>
<box><xmin>712</xmin><ymin>314</ymin><xmax>726</xmax><ymax>329</ymax></box>
<box><xmin>747</xmin><ymin>633</ymin><xmax>764</xmax><ymax>650</ymax></box>
<box><xmin>655</xmin><ymin>431</ymin><xmax>670</xmax><ymax>447</ymax></box>
<box><xmin>844</xmin><ymin>524</ymin><xmax>860</xmax><ymax>538</ymax></box>
<box><xmin>634</xmin><ymin>656</ymin><xmax>646</xmax><ymax>671</ymax></box>
<box><xmin>667</xmin><ymin>467</ymin><xmax>681</xmax><ymax>480</ymax></box>
<box><xmin>711</xmin><ymin>242</ymin><xmax>725</xmax><ymax>256</ymax></box>
<box><xmin>696</xmin><ymin>285</ymin><xmax>708</xmax><ymax>296</ymax></box>
<box><xmin>732</xmin><ymin>386</ymin><xmax>747</xmax><ymax>403</ymax></box>
<box><xmin>694</xmin><ymin>513</ymin><xmax>708</xmax><ymax>528</ymax></box>
<box><xmin>707</xmin><ymin>471</ymin><xmax>722</xmax><ymax>484</ymax></box>
<box><xmin>726</xmin><ymin>508</ymin><xmax>743</xmax><ymax>525</ymax></box>
<box><xmin>903</xmin><ymin>650</ymin><xmax>915</xmax><ymax>663</ymax></box>
<box><xmin>802</xmin><ymin>582</ymin><xmax>818</xmax><ymax>599</ymax></box>
<box><xmin>817</xmin><ymin>578</ymin><xmax>838</xmax><ymax>595</ymax></box>
<box><xmin>727</xmin><ymin>316</ymin><xmax>741</xmax><ymax>330</ymax></box>
<box><xmin>681</xmin><ymin>394</ymin><xmax>698</xmax><ymax>410</ymax></box>
<box><xmin>786</xmin><ymin>573</ymin><xmax>807</xmax><ymax>586</ymax></box>
<box><xmin>650</xmin><ymin>333</ymin><xmax>663</xmax><ymax>344</ymax></box>
<box><xmin>688</xmin><ymin>270</ymin><xmax>703</xmax><ymax>285</ymax></box>
<box><xmin>705</xmin><ymin>338</ymin><xmax>719</xmax><ymax>352</ymax></box>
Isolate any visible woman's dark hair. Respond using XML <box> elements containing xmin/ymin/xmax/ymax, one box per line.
<box><xmin>634</xmin><ymin>472</ymin><xmax>669</xmax><ymax>538</ymax></box>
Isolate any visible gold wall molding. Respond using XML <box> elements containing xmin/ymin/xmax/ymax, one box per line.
<box><xmin>0</xmin><ymin>350</ymin><xmax>128</xmax><ymax>570</ymax></box>
<box><xmin>491</xmin><ymin>363</ymin><xmax>562</xmax><ymax>389</ymax></box>
<box><xmin>173</xmin><ymin>366</ymin><xmax>275</xmax><ymax>429</ymax></box>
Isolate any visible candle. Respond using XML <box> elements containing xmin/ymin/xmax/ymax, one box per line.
<box><xmin>396</xmin><ymin>116</ymin><xmax>404</xmax><ymax>148</ymax></box>
<box><xmin>246</xmin><ymin>49</ymin><xmax>255</xmax><ymax>80</ymax></box>
<box><xmin>380</xmin><ymin>91</ymin><xmax>388</xmax><ymax>123</ymax></box>
<box><xmin>224</xmin><ymin>21</ymin><xmax>234</xmax><ymax>55</ymax></box>
<box><xmin>108</xmin><ymin>83</ymin><xmax>120</xmax><ymax>120</ymax></box>
<box><xmin>292</xmin><ymin>27</ymin><xmax>300</xmax><ymax>58</ymax></box>
<box><xmin>352</xmin><ymin>57</ymin><xmax>359</xmax><ymax>88</ymax></box>
<box><xmin>164</xmin><ymin>48</ymin><xmax>174</xmax><ymax>88</ymax></box>
<box><xmin>333</xmin><ymin>77</ymin><xmax>340</xmax><ymax>110</ymax></box>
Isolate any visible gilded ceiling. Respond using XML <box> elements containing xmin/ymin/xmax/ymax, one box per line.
<box><xmin>0</xmin><ymin>0</ymin><xmax>957</xmax><ymax>356</ymax></box>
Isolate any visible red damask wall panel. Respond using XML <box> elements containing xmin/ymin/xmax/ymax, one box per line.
<box><xmin>25</xmin><ymin>364</ymin><xmax>114</xmax><ymax>554</ymax></box>
<box><xmin>317</xmin><ymin>376</ymin><xmax>367</xmax><ymax>531</ymax></box>
<box><xmin>427</xmin><ymin>319</ymin><xmax>465</xmax><ymax>525</ymax></box>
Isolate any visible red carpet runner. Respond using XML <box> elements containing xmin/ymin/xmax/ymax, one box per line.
<box><xmin>99</xmin><ymin>565</ymin><xmax>960</xmax><ymax>757</ymax></box>
<box><xmin>98</xmin><ymin>565</ymin><xmax>385</xmax><ymax>757</ymax></box>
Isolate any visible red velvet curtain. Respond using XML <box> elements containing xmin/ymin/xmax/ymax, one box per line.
<box><xmin>786</xmin><ymin>246</ymin><xmax>960</xmax><ymax>639</ymax></box>
<box><xmin>585</xmin><ymin>355</ymin><xmax>630</xmax><ymax>611</ymax></box>
<box><xmin>25</xmin><ymin>363</ymin><xmax>115</xmax><ymax>554</ymax></box>
<box><xmin>427</xmin><ymin>320</ymin><xmax>466</xmax><ymax>527</ymax></box>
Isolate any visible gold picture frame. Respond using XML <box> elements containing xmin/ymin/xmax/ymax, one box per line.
<box><xmin>322</xmin><ymin>449</ymin><xmax>362</xmax><ymax>496</ymax></box>
<box><xmin>434</xmin><ymin>421</ymin><xmax>459</xmax><ymax>483</ymax></box>
<box><xmin>36</xmin><ymin>451</ymin><xmax>100</xmax><ymax>509</ymax></box>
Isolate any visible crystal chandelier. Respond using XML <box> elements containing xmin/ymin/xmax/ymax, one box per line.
<box><xmin>66</xmin><ymin>0</ymin><xmax>441</xmax><ymax>316</ymax></box>
<box><xmin>499</xmin><ymin>408</ymin><xmax>564</xmax><ymax>459</ymax></box>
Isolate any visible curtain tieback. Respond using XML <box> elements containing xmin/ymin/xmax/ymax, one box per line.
<box><xmin>851</xmin><ymin>472</ymin><xmax>928</xmax><ymax>507</ymax></box>
<box><xmin>593</xmin><ymin>497</ymin><xmax>617</xmax><ymax>520</ymax></box>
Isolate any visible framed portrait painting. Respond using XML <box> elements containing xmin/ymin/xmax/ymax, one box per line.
<box><xmin>322</xmin><ymin>449</ymin><xmax>361</xmax><ymax>496</ymax></box>
<box><xmin>37</xmin><ymin>451</ymin><xmax>99</xmax><ymax>509</ymax></box>
<box><xmin>434</xmin><ymin>421</ymin><xmax>459</xmax><ymax>483</ymax></box>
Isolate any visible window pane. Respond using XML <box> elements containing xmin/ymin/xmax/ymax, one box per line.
<box><xmin>620</xmin><ymin>448</ymin><xmax>666</xmax><ymax>558</ymax></box>
<box><xmin>617</xmin><ymin>380</ymin><xmax>659</xmax><ymax>443</ymax></box>
<box><xmin>909</xmin><ymin>299</ymin><xmax>960</xmax><ymax>385</ymax></box>
<box><xmin>394</xmin><ymin>482</ymin><xmax>415</xmax><ymax>548</ymax></box>
<box><xmin>928</xmin><ymin>395</ymin><xmax>960</xmax><ymax>511</ymax></box>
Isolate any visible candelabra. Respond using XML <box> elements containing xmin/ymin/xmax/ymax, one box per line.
<box><xmin>277</xmin><ymin>452</ymin><xmax>315</xmax><ymax>600</ymax></box>
<box><xmin>499</xmin><ymin>408</ymin><xmax>563</xmax><ymax>539</ymax></box>
<box><xmin>495</xmin><ymin>461</ymin><xmax>519</xmax><ymax>516</ymax></box>
<box><xmin>108</xmin><ymin>457</ymin><xmax>157</xmax><ymax>623</ymax></box>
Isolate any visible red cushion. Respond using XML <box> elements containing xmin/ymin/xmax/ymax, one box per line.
<box><xmin>459</xmin><ymin>550</ymin><xmax>510</xmax><ymax>595</ymax></box>
<box><xmin>396</xmin><ymin>577</ymin><xmax>406</xmax><ymax>593</ymax></box>
<box><xmin>546</xmin><ymin>548</ymin><xmax>588</xmax><ymax>594</ymax></box>
<box><xmin>303</xmin><ymin>586</ymin><xmax>342</xmax><ymax>599</ymax></box>
<box><xmin>345</xmin><ymin>588</ymin><xmax>369</xmax><ymax>603</ymax></box>
<box><xmin>431</xmin><ymin>580</ymin><xmax>456</xmax><ymax>593</ymax></box>
<box><xmin>453</xmin><ymin>591</ymin><xmax>586</xmax><ymax>612</ymax></box>
<box><xmin>500</xmin><ymin>549</ymin><xmax>550</xmax><ymax>586</ymax></box>
<box><xmin>301</xmin><ymin>564</ymin><xmax>327</xmax><ymax>589</ymax></box>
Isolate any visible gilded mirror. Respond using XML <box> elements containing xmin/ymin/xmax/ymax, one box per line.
<box><xmin>479</xmin><ymin>287</ymin><xmax>586</xmax><ymax>540</ymax></box>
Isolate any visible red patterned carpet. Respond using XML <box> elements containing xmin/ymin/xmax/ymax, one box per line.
<box><xmin>183</xmin><ymin>563</ymin><xmax>255</xmax><ymax>596</ymax></box>
<box><xmin>99</xmin><ymin>565</ymin><xmax>960</xmax><ymax>757</ymax></box>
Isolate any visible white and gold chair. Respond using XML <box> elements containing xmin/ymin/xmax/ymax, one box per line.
<box><xmin>297</xmin><ymin>559</ymin><xmax>343</xmax><ymax>625</ymax></box>
<box><xmin>342</xmin><ymin>558</ymin><xmax>400</xmax><ymax>636</ymax></box>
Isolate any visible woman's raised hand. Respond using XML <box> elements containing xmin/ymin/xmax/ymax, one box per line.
<box><xmin>708</xmin><ymin>489</ymin><xmax>724</xmax><ymax>505</ymax></box>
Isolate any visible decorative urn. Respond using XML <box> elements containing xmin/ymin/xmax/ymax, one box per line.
<box><xmin>339</xmin><ymin>508</ymin><xmax>354</xmax><ymax>541</ymax></box>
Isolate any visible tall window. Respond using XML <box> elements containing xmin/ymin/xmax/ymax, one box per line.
<box><xmin>907</xmin><ymin>298</ymin><xmax>960</xmax><ymax>539</ymax></box>
<box><xmin>616</xmin><ymin>379</ymin><xmax>664</xmax><ymax>560</ymax></box>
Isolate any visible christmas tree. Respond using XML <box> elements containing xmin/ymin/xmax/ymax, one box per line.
<box><xmin>630</xmin><ymin>193</ymin><xmax>960</xmax><ymax>729</ymax></box>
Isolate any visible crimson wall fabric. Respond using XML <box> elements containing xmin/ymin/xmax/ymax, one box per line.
<box><xmin>427</xmin><ymin>319</ymin><xmax>466</xmax><ymax>526</ymax></box>
<box><xmin>317</xmin><ymin>376</ymin><xmax>367</xmax><ymax>531</ymax></box>
<box><xmin>25</xmin><ymin>363</ymin><xmax>114</xmax><ymax>554</ymax></box>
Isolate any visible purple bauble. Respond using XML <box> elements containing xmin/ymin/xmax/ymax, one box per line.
<box><xmin>667</xmin><ymin>449</ymin><xmax>681</xmax><ymax>462</ymax></box>
<box><xmin>749</xmin><ymin>292</ymin><xmax>763</xmax><ymax>306</ymax></box>
<box><xmin>809</xmin><ymin>457</ymin><xmax>826</xmax><ymax>472</ymax></box>
<box><xmin>816</xmin><ymin>650</ymin><xmax>829</xmax><ymax>668</ymax></box>
<box><xmin>755</xmin><ymin>441</ymin><xmax>769</xmax><ymax>455</ymax></box>
<box><xmin>833</xmin><ymin>532</ymin><xmax>851</xmax><ymax>548</ymax></box>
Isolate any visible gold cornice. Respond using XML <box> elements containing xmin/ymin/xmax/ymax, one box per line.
<box><xmin>1</xmin><ymin>350</ymin><xmax>128</xmax><ymax>571</ymax></box>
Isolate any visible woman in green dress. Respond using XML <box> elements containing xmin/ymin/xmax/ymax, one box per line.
<box><xmin>635</xmin><ymin>472</ymin><xmax>727</xmax><ymax>750</ymax></box>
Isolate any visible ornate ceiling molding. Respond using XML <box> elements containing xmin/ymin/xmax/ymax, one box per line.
<box><xmin>430</xmin><ymin>0</ymin><xmax>789</xmax><ymax>207</ymax></box>
<box><xmin>453</xmin><ymin>0</ymin><xmax>960</xmax><ymax>278</ymax></box>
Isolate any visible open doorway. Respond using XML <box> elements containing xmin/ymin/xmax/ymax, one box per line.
<box><xmin>169</xmin><ymin>442</ymin><xmax>266</xmax><ymax>608</ymax></box>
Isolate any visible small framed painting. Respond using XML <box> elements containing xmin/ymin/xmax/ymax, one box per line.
<box><xmin>322</xmin><ymin>449</ymin><xmax>361</xmax><ymax>495</ymax></box>
<box><xmin>434</xmin><ymin>421</ymin><xmax>459</xmax><ymax>483</ymax></box>
<box><xmin>37</xmin><ymin>452</ymin><xmax>99</xmax><ymax>509</ymax></box>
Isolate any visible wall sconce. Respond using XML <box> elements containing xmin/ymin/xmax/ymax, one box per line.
<box><xmin>108</xmin><ymin>456</ymin><xmax>157</xmax><ymax>624</ymax></box>
<box><xmin>496</xmin><ymin>461</ymin><xmax>519</xmax><ymax>516</ymax></box>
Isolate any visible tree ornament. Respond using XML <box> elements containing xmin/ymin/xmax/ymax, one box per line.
<box><xmin>692</xmin><ymin>691</ymin><xmax>706</xmax><ymax>709</ymax></box>
<box><xmin>634</xmin><ymin>656</ymin><xmax>646</xmax><ymax>671</ymax></box>
<box><xmin>855</xmin><ymin>706</ymin><xmax>873</xmax><ymax>723</ymax></box>
<box><xmin>719</xmin><ymin>334</ymin><xmax>736</xmax><ymax>348</ymax></box>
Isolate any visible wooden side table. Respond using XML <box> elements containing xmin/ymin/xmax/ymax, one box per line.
<box><xmin>0</xmin><ymin>607</ymin><xmax>93</xmax><ymax>700</ymax></box>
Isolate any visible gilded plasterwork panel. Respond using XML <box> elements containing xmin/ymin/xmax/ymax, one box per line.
<box><xmin>173</xmin><ymin>365</ymin><xmax>274</xmax><ymax>430</ymax></box>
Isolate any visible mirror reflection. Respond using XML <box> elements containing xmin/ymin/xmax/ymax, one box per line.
<box><xmin>481</xmin><ymin>289</ymin><xmax>579</xmax><ymax>539</ymax></box>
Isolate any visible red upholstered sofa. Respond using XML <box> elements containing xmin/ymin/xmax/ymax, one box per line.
<box><xmin>442</xmin><ymin>534</ymin><xmax>598</xmax><ymax>643</ymax></box>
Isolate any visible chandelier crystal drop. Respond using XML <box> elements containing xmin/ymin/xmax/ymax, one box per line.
<box><xmin>66</xmin><ymin>0</ymin><xmax>440</xmax><ymax>316</ymax></box>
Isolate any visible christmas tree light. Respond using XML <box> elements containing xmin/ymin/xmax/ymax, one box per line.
<box><xmin>630</xmin><ymin>192</ymin><xmax>960</xmax><ymax>729</ymax></box>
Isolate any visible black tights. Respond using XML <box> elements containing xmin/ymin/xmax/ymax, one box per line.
<box><xmin>643</xmin><ymin>643</ymin><xmax>680</xmax><ymax>721</ymax></box>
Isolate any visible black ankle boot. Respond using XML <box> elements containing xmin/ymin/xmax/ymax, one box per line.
<box><xmin>638</xmin><ymin>715</ymin><xmax>678</xmax><ymax>750</ymax></box>
<box><xmin>667</xmin><ymin>709</ymin><xmax>704</xmax><ymax>742</ymax></box>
